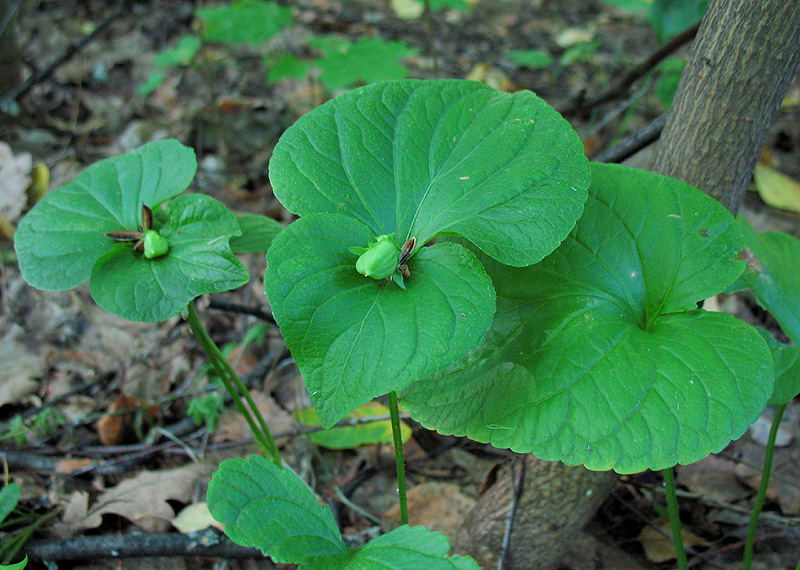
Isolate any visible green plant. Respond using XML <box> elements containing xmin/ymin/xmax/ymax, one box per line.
<box><xmin>14</xmin><ymin>138</ymin><xmax>283</xmax><ymax>464</ymax></box>
<box><xmin>267</xmin><ymin>35</ymin><xmax>419</xmax><ymax>92</ymax></box>
<box><xmin>140</xmin><ymin>0</ymin><xmax>419</xmax><ymax>98</ymax></box>
<box><xmin>728</xmin><ymin>217</ymin><xmax>800</xmax><ymax>570</ymax></box>
<box><xmin>13</xmin><ymin>79</ymin><xmax>797</xmax><ymax>569</ymax></box>
<box><xmin>604</xmin><ymin>0</ymin><xmax>709</xmax><ymax>41</ymax></box>
<box><xmin>0</xmin><ymin>483</ymin><xmax>28</xmax><ymax>569</ymax></box>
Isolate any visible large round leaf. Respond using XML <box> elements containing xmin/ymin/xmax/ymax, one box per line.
<box><xmin>266</xmin><ymin>213</ymin><xmax>495</xmax><ymax>426</ymax></box>
<box><xmin>91</xmin><ymin>194</ymin><xmax>249</xmax><ymax>322</ymax></box>
<box><xmin>15</xmin><ymin>139</ymin><xmax>197</xmax><ymax>291</ymax></box>
<box><xmin>269</xmin><ymin>79</ymin><xmax>589</xmax><ymax>267</ymax></box>
<box><xmin>401</xmin><ymin>163</ymin><xmax>774</xmax><ymax>473</ymax></box>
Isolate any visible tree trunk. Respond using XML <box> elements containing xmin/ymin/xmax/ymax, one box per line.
<box><xmin>454</xmin><ymin>456</ymin><xmax>617</xmax><ymax>570</ymax></box>
<box><xmin>652</xmin><ymin>0</ymin><xmax>800</xmax><ymax>214</ymax></box>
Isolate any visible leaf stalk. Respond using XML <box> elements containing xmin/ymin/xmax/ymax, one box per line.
<box><xmin>663</xmin><ymin>466</ymin><xmax>688</xmax><ymax>570</ymax></box>
<box><xmin>185</xmin><ymin>301</ymin><xmax>281</xmax><ymax>466</ymax></box>
<box><xmin>743</xmin><ymin>402</ymin><xmax>787</xmax><ymax>570</ymax></box>
<box><xmin>388</xmin><ymin>391</ymin><xmax>408</xmax><ymax>525</ymax></box>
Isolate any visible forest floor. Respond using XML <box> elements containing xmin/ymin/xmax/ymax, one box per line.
<box><xmin>1</xmin><ymin>1</ymin><xmax>800</xmax><ymax>569</ymax></box>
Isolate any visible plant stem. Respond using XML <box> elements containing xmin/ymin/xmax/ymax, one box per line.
<box><xmin>185</xmin><ymin>301</ymin><xmax>281</xmax><ymax>465</ymax></box>
<box><xmin>743</xmin><ymin>402</ymin><xmax>787</xmax><ymax>570</ymax></box>
<box><xmin>663</xmin><ymin>467</ymin><xmax>688</xmax><ymax>570</ymax></box>
<box><xmin>388</xmin><ymin>391</ymin><xmax>408</xmax><ymax>525</ymax></box>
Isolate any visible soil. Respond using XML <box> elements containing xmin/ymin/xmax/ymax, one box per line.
<box><xmin>1</xmin><ymin>1</ymin><xmax>799</xmax><ymax>569</ymax></box>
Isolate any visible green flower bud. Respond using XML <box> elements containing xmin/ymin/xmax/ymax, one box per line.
<box><xmin>143</xmin><ymin>230</ymin><xmax>169</xmax><ymax>259</ymax></box>
<box><xmin>355</xmin><ymin>234</ymin><xmax>400</xmax><ymax>280</ymax></box>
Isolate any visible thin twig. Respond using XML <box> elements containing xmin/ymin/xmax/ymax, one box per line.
<box><xmin>497</xmin><ymin>456</ymin><xmax>526</xmax><ymax>570</ymax></box>
<box><xmin>24</xmin><ymin>529</ymin><xmax>269</xmax><ymax>563</ymax></box>
<box><xmin>592</xmin><ymin>113</ymin><xmax>667</xmax><ymax>164</ymax></box>
<box><xmin>207</xmin><ymin>299</ymin><xmax>277</xmax><ymax>324</ymax></box>
<box><xmin>559</xmin><ymin>22</ymin><xmax>700</xmax><ymax>116</ymax></box>
<box><xmin>0</xmin><ymin>0</ymin><xmax>126</xmax><ymax>108</ymax></box>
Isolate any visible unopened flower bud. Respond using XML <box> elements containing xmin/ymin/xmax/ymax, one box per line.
<box><xmin>355</xmin><ymin>234</ymin><xmax>400</xmax><ymax>280</ymax></box>
<box><xmin>143</xmin><ymin>230</ymin><xmax>169</xmax><ymax>259</ymax></box>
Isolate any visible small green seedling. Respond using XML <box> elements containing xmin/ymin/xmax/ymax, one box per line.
<box><xmin>14</xmin><ymin>138</ymin><xmax>284</xmax><ymax>463</ymax></box>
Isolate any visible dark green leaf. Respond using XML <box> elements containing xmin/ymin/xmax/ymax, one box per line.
<box><xmin>207</xmin><ymin>456</ymin><xmax>346</xmax><ymax>563</ymax></box>
<box><xmin>650</xmin><ymin>0</ymin><xmax>709</xmax><ymax>41</ymax></box>
<box><xmin>301</xmin><ymin>525</ymin><xmax>480</xmax><ymax>570</ymax></box>
<box><xmin>0</xmin><ymin>483</ymin><xmax>20</xmax><ymax>524</ymax></box>
<box><xmin>266</xmin><ymin>213</ymin><xmax>495</xmax><ymax>425</ymax></box>
<box><xmin>401</xmin><ymin>163</ymin><xmax>773</xmax><ymax>473</ymax></box>
<box><xmin>15</xmin><ymin>140</ymin><xmax>197</xmax><ymax>291</ymax></box>
<box><xmin>756</xmin><ymin>328</ymin><xmax>800</xmax><ymax>405</ymax></box>
<box><xmin>90</xmin><ymin>193</ymin><xmax>248</xmax><ymax>322</ymax></box>
<box><xmin>269</xmin><ymin>79</ymin><xmax>589</xmax><ymax>267</ymax></box>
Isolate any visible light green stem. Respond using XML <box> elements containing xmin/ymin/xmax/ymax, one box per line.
<box><xmin>388</xmin><ymin>391</ymin><xmax>408</xmax><ymax>525</ymax></box>
<box><xmin>663</xmin><ymin>467</ymin><xmax>689</xmax><ymax>570</ymax></box>
<box><xmin>743</xmin><ymin>402</ymin><xmax>787</xmax><ymax>570</ymax></box>
<box><xmin>186</xmin><ymin>301</ymin><xmax>281</xmax><ymax>465</ymax></box>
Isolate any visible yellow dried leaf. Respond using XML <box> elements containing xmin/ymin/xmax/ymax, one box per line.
<box><xmin>754</xmin><ymin>163</ymin><xmax>800</xmax><ymax>213</ymax></box>
<box><xmin>391</xmin><ymin>0</ymin><xmax>424</xmax><ymax>19</ymax></box>
<box><xmin>172</xmin><ymin>502</ymin><xmax>223</xmax><ymax>533</ymax></box>
<box><xmin>637</xmin><ymin>519</ymin><xmax>710</xmax><ymax>563</ymax></box>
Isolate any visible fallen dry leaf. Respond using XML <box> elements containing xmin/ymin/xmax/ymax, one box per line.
<box><xmin>171</xmin><ymin>502</ymin><xmax>223</xmax><ymax>533</ymax></box>
<box><xmin>754</xmin><ymin>163</ymin><xmax>800</xmax><ymax>213</ymax></box>
<box><xmin>213</xmin><ymin>389</ymin><xmax>295</xmax><ymax>443</ymax></box>
<box><xmin>55</xmin><ymin>458</ymin><xmax>94</xmax><ymax>474</ymax></box>
<box><xmin>96</xmin><ymin>394</ymin><xmax>160</xmax><ymax>446</ymax></box>
<box><xmin>678</xmin><ymin>456</ymin><xmax>751</xmax><ymax>503</ymax></box>
<box><xmin>0</xmin><ymin>141</ymin><xmax>32</xmax><ymax>225</ymax></box>
<box><xmin>90</xmin><ymin>462</ymin><xmax>215</xmax><ymax>532</ymax></box>
<box><xmin>0</xmin><ymin>329</ymin><xmax>46</xmax><ymax>407</ymax></box>
<box><xmin>384</xmin><ymin>482</ymin><xmax>476</xmax><ymax>540</ymax></box>
<box><xmin>636</xmin><ymin>519</ymin><xmax>710</xmax><ymax>563</ymax></box>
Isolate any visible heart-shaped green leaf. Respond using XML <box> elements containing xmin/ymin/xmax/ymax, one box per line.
<box><xmin>301</xmin><ymin>525</ymin><xmax>480</xmax><ymax>570</ymax></box>
<box><xmin>401</xmin><ymin>163</ymin><xmax>774</xmax><ymax>473</ymax></box>
<box><xmin>269</xmin><ymin>79</ymin><xmax>589</xmax><ymax>267</ymax></box>
<box><xmin>266</xmin><ymin>213</ymin><xmax>495</xmax><ymax>425</ymax></box>
<box><xmin>15</xmin><ymin>139</ymin><xmax>197</xmax><ymax>291</ymax></box>
<box><xmin>730</xmin><ymin>217</ymin><xmax>800</xmax><ymax>344</ymax></box>
<box><xmin>90</xmin><ymin>194</ymin><xmax>249</xmax><ymax>322</ymax></box>
<box><xmin>208</xmin><ymin>456</ymin><xmax>480</xmax><ymax>569</ymax></box>
<box><xmin>207</xmin><ymin>456</ymin><xmax>347</xmax><ymax>563</ymax></box>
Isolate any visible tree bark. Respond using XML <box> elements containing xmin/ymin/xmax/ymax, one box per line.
<box><xmin>0</xmin><ymin>0</ymin><xmax>23</xmax><ymax>99</ymax></box>
<box><xmin>454</xmin><ymin>456</ymin><xmax>617</xmax><ymax>570</ymax></box>
<box><xmin>652</xmin><ymin>0</ymin><xmax>800</xmax><ymax>214</ymax></box>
